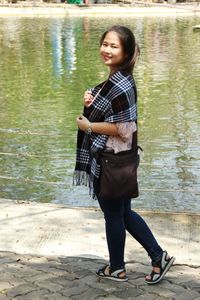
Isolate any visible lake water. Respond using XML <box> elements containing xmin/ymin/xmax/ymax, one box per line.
<box><xmin>0</xmin><ymin>15</ymin><xmax>200</xmax><ymax>212</ymax></box>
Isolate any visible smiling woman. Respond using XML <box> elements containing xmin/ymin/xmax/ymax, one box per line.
<box><xmin>74</xmin><ymin>25</ymin><xmax>139</xmax><ymax>198</ymax></box>
<box><xmin>100</xmin><ymin>25</ymin><xmax>140</xmax><ymax>75</ymax></box>
<box><xmin>73</xmin><ymin>25</ymin><xmax>175</xmax><ymax>284</ymax></box>
<box><xmin>100</xmin><ymin>31</ymin><xmax>126</xmax><ymax>70</ymax></box>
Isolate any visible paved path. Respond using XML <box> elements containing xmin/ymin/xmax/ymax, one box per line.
<box><xmin>0</xmin><ymin>200</ymin><xmax>200</xmax><ymax>299</ymax></box>
<box><xmin>0</xmin><ymin>251</ymin><xmax>200</xmax><ymax>300</ymax></box>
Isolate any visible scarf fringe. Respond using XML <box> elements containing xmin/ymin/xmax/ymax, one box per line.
<box><xmin>73</xmin><ymin>170</ymin><xmax>96</xmax><ymax>199</ymax></box>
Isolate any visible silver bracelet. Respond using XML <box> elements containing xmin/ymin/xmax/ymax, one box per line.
<box><xmin>86</xmin><ymin>122</ymin><xmax>92</xmax><ymax>134</ymax></box>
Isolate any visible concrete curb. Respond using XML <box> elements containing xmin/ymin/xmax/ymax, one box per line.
<box><xmin>0</xmin><ymin>199</ymin><xmax>199</xmax><ymax>266</ymax></box>
<box><xmin>0</xmin><ymin>3</ymin><xmax>200</xmax><ymax>16</ymax></box>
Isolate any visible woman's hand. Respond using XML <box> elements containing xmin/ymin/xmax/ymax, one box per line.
<box><xmin>76</xmin><ymin>115</ymin><xmax>90</xmax><ymax>132</ymax></box>
<box><xmin>76</xmin><ymin>115</ymin><xmax>119</xmax><ymax>136</ymax></box>
<box><xmin>84</xmin><ymin>90</ymin><xmax>94</xmax><ymax>108</ymax></box>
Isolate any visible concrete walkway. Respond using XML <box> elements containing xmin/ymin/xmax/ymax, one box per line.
<box><xmin>0</xmin><ymin>199</ymin><xmax>200</xmax><ymax>299</ymax></box>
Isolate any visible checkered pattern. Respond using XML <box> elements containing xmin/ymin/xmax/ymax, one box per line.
<box><xmin>73</xmin><ymin>70</ymin><xmax>137</xmax><ymax>198</ymax></box>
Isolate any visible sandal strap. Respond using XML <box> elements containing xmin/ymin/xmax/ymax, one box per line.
<box><xmin>96</xmin><ymin>265</ymin><xmax>128</xmax><ymax>282</ymax></box>
<box><xmin>147</xmin><ymin>270</ymin><xmax>160</xmax><ymax>282</ymax></box>
<box><xmin>151</xmin><ymin>250</ymin><xmax>169</xmax><ymax>269</ymax></box>
<box><xmin>99</xmin><ymin>265</ymin><xmax>110</xmax><ymax>275</ymax></box>
<box><xmin>160</xmin><ymin>250</ymin><xmax>169</xmax><ymax>270</ymax></box>
<box><xmin>110</xmin><ymin>268</ymin><xmax>126</xmax><ymax>278</ymax></box>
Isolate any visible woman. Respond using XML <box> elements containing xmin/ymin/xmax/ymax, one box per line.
<box><xmin>74</xmin><ymin>25</ymin><xmax>175</xmax><ymax>284</ymax></box>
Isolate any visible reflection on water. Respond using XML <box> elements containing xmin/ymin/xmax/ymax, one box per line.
<box><xmin>0</xmin><ymin>16</ymin><xmax>200</xmax><ymax>212</ymax></box>
<box><xmin>51</xmin><ymin>19</ymin><xmax>77</xmax><ymax>76</ymax></box>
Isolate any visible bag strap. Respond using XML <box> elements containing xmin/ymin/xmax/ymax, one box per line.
<box><xmin>131</xmin><ymin>82</ymin><xmax>143</xmax><ymax>153</ymax></box>
<box><xmin>131</xmin><ymin>130</ymin><xmax>138</xmax><ymax>152</ymax></box>
<box><xmin>131</xmin><ymin>130</ymin><xmax>143</xmax><ymax>152</ymax></box>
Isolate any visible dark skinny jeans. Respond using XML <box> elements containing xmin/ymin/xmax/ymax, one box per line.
<box><xmin>97</xmin><ymin>196</ymin><xmax>163</xmax><ymax>271</ymax></box>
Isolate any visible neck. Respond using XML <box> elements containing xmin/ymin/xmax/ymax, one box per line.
<box><xmin>109</xmin><ymin>67</ymin><xmax>118</xmax><ymax>77</ymax></box>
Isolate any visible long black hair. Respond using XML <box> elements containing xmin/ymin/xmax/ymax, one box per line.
<box><xmin>100</xmin><ymin>25</ymin><xmax>140</xmax><ymax>74</ymax></box>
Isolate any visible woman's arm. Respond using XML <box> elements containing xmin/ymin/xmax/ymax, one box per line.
<box><xmin>76</xmin><ymin>115</ymin><xmax>118</xmax><ymax>136</ymax></box>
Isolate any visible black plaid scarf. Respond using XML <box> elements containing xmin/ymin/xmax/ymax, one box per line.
<box><xmin>73</xmin><ymin>70</ymin><xmax>137</xmax><ymax>198</ymax></box>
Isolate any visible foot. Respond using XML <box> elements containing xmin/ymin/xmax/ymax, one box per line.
<box><xmin>145</xmin><ymin>255</ymin><xmax>170</xmax><ymax>281</ymax></box>
<box><xmin>145</xmin><ymin>266</ymin><xmax>161</xmax><ymax>281</ymax></box>
<box><xmin>103</xmin><ymin>265</ymin><xmax>126</xmax><ymax>279</ymax></box>
<box><xmin>96</xmin><ymin>265</ymin><xmax>128</xmax><ymax>282</ymax></box>
<box><xmin>145</xmin><ymin>251</ymin><xmax>175</xmax><ymax>285</ymax></box>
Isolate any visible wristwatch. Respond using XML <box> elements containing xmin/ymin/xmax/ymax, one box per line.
<box><xmin>86</xmin><ymin>122</ymin><xmax>92</xmax><ymax>134</ymax></box>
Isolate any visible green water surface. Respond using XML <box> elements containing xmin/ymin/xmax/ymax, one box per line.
<box><xmin>0</xmin><ymin>15</ymin><xmax>200</xmax><ymax>212</ymax></box>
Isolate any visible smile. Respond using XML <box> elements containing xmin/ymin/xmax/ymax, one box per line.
<box><xmin>103</xmin><ymin>55</ymin><xmax>112</xmax><ymax>61</ymax></box>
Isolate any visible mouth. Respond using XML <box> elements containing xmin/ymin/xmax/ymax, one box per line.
<box><xmin>102</xmin><ymin>54</ymin><xmax>112</xmax><ymax>61</ymax></box>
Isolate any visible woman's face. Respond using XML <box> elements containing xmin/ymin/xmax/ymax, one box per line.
<box><xmin>100</xmin><ymin>31</ymin><xmax>126</xmax><ymax>71</ymax></box>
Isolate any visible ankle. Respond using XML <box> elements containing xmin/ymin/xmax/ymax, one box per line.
<box><xmin>152</xmin><ymin>266</ymin><xmax>160</xmax><ymax>274</ymax></box>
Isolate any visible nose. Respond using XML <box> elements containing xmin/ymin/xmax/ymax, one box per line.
<box><xmin>104</xmin><ymin>45</ymin><xmax>111</xmax><ymax>54</ymax></box>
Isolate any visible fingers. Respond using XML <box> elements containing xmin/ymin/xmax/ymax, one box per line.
<box><xmin>76</xmin><ymin>115</ymin><xmax>83</xmax><ymax>124</ymax></box>
<box><xmin>76</xmin><ymin>115</ymin><xmax>88</xmax><ymax>132</ymax></box>
<box><xmin>84</xmin><ymin>91</ymin><xmax>94</xmax><ymax>107</ymax></box>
